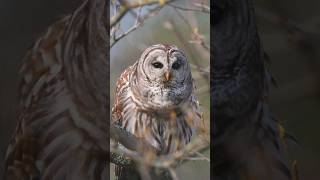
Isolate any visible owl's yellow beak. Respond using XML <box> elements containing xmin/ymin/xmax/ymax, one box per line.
<box><xmin>164</xmin><ymin>71</ymin><xmax>171</xmax><ymax>81</ymax></box>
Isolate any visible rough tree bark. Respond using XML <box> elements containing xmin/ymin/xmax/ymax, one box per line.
<box><xmin>212</xmin><ymin>0</ymin><xmax>292</xmax><ymax>179</ymax></box>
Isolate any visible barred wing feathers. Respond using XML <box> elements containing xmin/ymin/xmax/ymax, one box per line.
<box><xmin>5</xmin><ymin>0</ymin><xmax>108</xmax><ymax>179</ymax></box>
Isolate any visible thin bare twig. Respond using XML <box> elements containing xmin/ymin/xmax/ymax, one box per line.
<box><xmin>169</xmin><ymin>168</ymin><xmax>179</xmax><ymax>180</ymax></box>
<box><xmin>166</xmin><ymin>20</ymin><xmax>210</xmax><ymax>82</ymax></box>
<box><xmin>110</xmin><ymin>124</ymin><xmax>158</xmax><ymax>153</ymax></box>
<box><xmin>110</xmin><ymin>5</ymin><xmax>164</xmax><ymax>48</ymax></box>
<box><xmin>171</xmin><ymin>7</ymin><xmax>210</xmax><ymax>52</ymax></box>
<box><xmin>110</xmin><ymin>0</ymin><xmax>175</xmax><ymax>27</ymax></box>
<box><xmin>112</xmin><ymin>132</ymin><xmax>209</xmax><ymax>168</ymax></box>
<box><xmin>193</xmin><ymin>2</ymin><xmax>210</xmax><ymax>13</ymax></box>
<box><xmin>194</xmin><ymin>152</ymin><xmax>210</xmax><ymax>162</ymax></box>
<box><xmin>168</xmin><ymin>4</ymin><xmax>209</xmax><ymax>14</ymax></box>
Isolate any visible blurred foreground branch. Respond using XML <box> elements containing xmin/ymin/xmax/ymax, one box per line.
<box><xmin>110</xmin><ymin>112</ymin><xmax>210</xmax><ymax>180</ymax></box>
<box><xmin>110</xmin><ymin>121</ymin><xmax>210</xmax><ymax>180</ymax></box>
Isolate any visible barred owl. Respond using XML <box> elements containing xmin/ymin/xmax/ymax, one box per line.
<box><xmin>112</xmin><ymin>44</ymin><xmax>202</xmax><ymax>178</ymax></box>
<box><xmin>4</xmin><ymin>0</ymin><xmax>109</xmax><ymax>179</ymax></box>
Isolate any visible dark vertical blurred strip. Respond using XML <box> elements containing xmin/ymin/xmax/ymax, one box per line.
<box><xmin>0</xmin><ymin>0</ymin><xmax>82</xmax><ymax>177</ymax></box>
<box><xmin>0</xmin><ymin>0</ymin><xmax>111</xmax><ymax>178</ymax></box>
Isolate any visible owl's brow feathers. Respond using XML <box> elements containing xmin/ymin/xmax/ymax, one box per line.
<box><xmin>140</xmin><ymin>44</ymin><xmax>186</xmax><ymax>65</ymax></box>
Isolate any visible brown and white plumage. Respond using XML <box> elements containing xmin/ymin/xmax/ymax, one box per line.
<box><xmin>4</xmin><ymin>0</ymin><xmax>109</xmax><ymax>179</ymax></box>
<box><xmin>112</xmin><ymin>44</ymin><xmax>202</xmax><ymax>179</ymax></box>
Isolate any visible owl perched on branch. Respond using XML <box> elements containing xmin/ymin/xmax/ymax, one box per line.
<box><xmin>112</xmin><ymin>44</ymin><xmax>202</xmax><ymax>179</ymax></box>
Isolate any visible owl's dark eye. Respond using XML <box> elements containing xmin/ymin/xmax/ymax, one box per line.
<box><xmin>152</xmin><ymin>62</ymin><xmax>163</xmax><ymax>69</ymax></box>
<box><xmin>172</xmin><ymin>62</ymin><xmax>181</xmax><ymax>70</ymax></box>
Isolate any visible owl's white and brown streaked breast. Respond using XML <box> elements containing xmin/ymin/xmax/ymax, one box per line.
<box><xmin>112</xmin><ymin>61</ymin><xmax>201</xmax><ymax>153</ymax></box>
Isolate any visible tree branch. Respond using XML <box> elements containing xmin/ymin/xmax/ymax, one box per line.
<box><xmin>168</xmin><ymin>3</ymin><xmax>210</xmax><ymax>14</ymax></box>
<box><xmin>110</xmin><ymin>5</ymin><xmax>163</xmax><ymax>48</ymax></box>
<box><xmin>110</xmin><ymin>0</ymin><xmax>175</xmax><ymax>27</ymax></box>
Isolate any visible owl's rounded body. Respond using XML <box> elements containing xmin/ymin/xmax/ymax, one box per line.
<box><xmin>112</xmin><ymin>44</ymin><xmax>202</xmax><ymax>153</ymax></box>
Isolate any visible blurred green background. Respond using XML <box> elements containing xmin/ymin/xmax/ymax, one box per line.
<box><xmin>110</xmin><ymin>0</ymin><xmax>210</xmax><ymax>179</ymax></box>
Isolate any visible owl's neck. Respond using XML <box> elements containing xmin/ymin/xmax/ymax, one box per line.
<box><xmin>129</xmin><ymin>75</ymin><xmax>192</xmax><ymax>113</ymax></box>
<box><xmin>130</xmin><ymin>84</ymin><xmax>190</xmax><ymax>114</ymax></box>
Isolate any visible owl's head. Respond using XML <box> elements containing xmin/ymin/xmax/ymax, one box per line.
<box><xmin>133</xmin><ymin>44</ymin><xmax>193</xmax><ymax>109</ymax></box>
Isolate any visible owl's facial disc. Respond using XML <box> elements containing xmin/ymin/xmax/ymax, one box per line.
<box><xmin>137</xmin><ymin>46</ymin><xmax>192</xmax><ymax>109</ymax></box>
<box><xmin>143</xmin><ymin>49</ymin><xmax>188</xmax><ymax>85</ymax></box>
<box><xmin>167</xmin><ymin>51</ymin><xmax>187</xmax><ymax>84</ymax></box>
